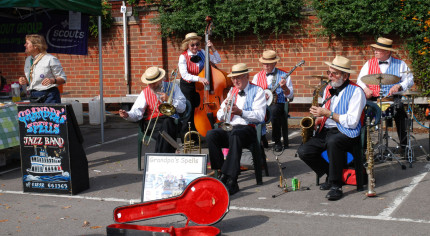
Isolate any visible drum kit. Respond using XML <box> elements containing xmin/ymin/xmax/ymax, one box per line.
<box><xmin>361</xmin><ymin>72</ymin><xmax>430</xmax><ymax>168</ymax></box>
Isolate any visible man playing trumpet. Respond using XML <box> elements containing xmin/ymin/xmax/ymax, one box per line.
<box><xmin>119</xmin><ymin>67</ymin><xmax>186</xmax><ymax>153</ymax></box>
<box><xmin>206</xmin><ymin>63</ymin><xmax>266</xmax><ymax>195</ymax></box>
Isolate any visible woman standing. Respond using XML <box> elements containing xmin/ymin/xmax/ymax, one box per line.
<box><xmin>18</xmin><ymin>34</ymin><xmax>66</xmax><ymax>103</ymax></box>
<box><xmin>178</xmin><ymin>32</ymin><xmax>221</xmax><ymax>138</ymax></box>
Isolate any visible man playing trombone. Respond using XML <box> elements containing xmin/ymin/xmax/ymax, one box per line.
<box><xmin>206</xmin><ymin>63</ymin><xmax>266</xmax><ymax>195</ymax></box>
<box><xmin>119</xmin><ymin>67</ymin><xmax>186</xmax><ymax>153</ymax></box>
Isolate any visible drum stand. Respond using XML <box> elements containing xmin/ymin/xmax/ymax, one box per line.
<box><xmin>400</xmin><ymin>95</ymin><xmax>430</xmax><ymax>168</ymax></box>
<box><xmin>374</xmin><ymin>89</ymin><xmax>406</xmax><ymax>169</ymax></box>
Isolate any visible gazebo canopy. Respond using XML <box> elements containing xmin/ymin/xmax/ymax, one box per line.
<box><xmin>0</xmin><ymin>0</ymin><xmax>102</xmax><ymax>16</ymax></box>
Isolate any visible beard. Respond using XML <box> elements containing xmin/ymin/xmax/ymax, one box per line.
<box><xmin>330</xmin><ymin>76</ymin><xmax>345</xmax><ymax>88</ymax></box>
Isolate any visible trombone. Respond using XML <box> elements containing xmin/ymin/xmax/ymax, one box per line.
<box><xmin>159</xmin><ymin>69</ymin><xmax>178</xmax><ymax>116</ymax></box>
<box><xmin>142</xmin><ymin>69</ymin><xmax>178</xmax><ymax>145</ymax></box>
<box><xmin>220</xmin><ymin>87</ymin><xmax>236</xmax><ymax>131</ymax></box>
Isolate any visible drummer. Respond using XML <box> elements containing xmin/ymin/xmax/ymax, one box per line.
<box><xmin>357</xmin><ymin>37</ymin><xmax>414</xmax><ymax>153</ymax></box>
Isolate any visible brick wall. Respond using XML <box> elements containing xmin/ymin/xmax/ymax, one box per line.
<box><xmin>0</xmin><ymin>6</ymin><xmax>411</xmax><ymax>117</ymax></box>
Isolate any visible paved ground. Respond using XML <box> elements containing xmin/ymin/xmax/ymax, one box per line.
<box><xmin>1</xmin><ymin>115</ymin><xmax>430</xmax><ymax>236</ymax></box>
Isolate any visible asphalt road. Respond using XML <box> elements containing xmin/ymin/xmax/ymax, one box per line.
<box><xmin>1</xmin><ymin>115</ymin><xmax>430</xmax><ymax>236</ymax></box>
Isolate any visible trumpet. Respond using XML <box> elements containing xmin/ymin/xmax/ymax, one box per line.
<box><xmin>183</xmin><ymin>122</ymin><xmax>201</xmax><ymax>153</ymax></box>
<box><xmin>159</xmin><ymin>69</ymin><xmax>178</xmax><ymax>116</ymax></box>
<box><xmin>221</xmin><ymin>88</ymin><xmax>236</xmax><ymax>131</ymax></box>
<box><xmin>143</xmin><ymin>69</ymin><xmax>178</xmax><ymax>145</ymax></box>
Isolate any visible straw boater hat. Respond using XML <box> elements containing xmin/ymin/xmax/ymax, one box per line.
<box><xmin>141</xmin><ymin>67</ymin><xmax>166</xmax><ymax>84</ymax></box>
<box><xmin>182</xmin><ymin>32</ymin><xmax>202</xmax><ymax>44</ymax></box>
<box><xmin>259</xmin><ymin>50</ymin><xmax>280</xmax><ymax>63</ymax></box>
<box><xmin>324</xmin><ymin>55</ymin><xmax>356</xmax><ymax>74</ymax></box>
<box><xmin>227</xmin><ymin>63</ymin><xmax>253</xmax><ymax>77</ymax></box>
<box><xmin>371</xmin><ymin>37</ymin><xmax>397</xmax><ymax>52</ymax></box>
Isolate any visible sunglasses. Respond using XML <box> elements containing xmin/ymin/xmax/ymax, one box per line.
<box><xmin>190</xmin><ymin>43</ymin><xmax>200</xmax><ymax>47</ymax></box>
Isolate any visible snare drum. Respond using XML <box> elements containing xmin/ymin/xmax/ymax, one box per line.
<box><xmin>374</xmin><ymin>98</ymin><xmax>394</xmax><ymax>127</ymax></box>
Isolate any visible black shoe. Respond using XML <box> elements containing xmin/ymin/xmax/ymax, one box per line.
<box><xmin>319</xmin><ymin>181</ymin><xmax>332</xmax><ymax>190</ymax></box>
<box><xmin>219</xmin><ymin>173</ymin><xmax>228</xmax><ymax>184</ymax></box>
<box><xmin>274</xmin><ymin>142</ymin><xmax>283</xmax><ymax>152</ymax></box>
<box><xmin>326</xmin><ymin>186</ymin><xmax>343</xmax><ymax>201</ymax></box>
<box><xmin>225</xmin><ymin>176</ymin><xmax>239</xmax><ymax>195</ymax></box>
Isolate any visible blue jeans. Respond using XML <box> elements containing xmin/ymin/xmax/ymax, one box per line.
<box><xmin>30</xmin><ymin>87</ymin><xmax>61</xmax><ymax>103</ymax></box>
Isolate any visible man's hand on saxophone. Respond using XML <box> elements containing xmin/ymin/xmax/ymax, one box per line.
<box><xmin>310</xmin><ymin>106</ymin><xmax>339</xmax><ymax>123</ymax></box>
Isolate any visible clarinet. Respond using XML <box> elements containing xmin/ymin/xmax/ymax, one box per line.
<box><xmin>366</xmin><ymin>117</ymin><xmax>376</xmax><ymax>197</ymax></box>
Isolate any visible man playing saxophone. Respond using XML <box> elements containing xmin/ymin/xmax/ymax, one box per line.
<box><xmin>298</xmin><ymin>56</ymin><xmax>366</xmax><ymax>201</ymax></box>
<box><xmin>119</xmin><ymin>66</ymin><xmax>186</xmax><ymax>153</ymax></box>
<box><xmin>206</xmin><ymin>63</ymin><xmax>266</xmax><ymax>195</ymax></box>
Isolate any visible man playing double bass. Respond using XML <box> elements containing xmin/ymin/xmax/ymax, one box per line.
<box><xmin>119</xmin><ymin>67</ymin><xmax>186</xmax><ymax>153</ymax></box>
<box><xmin>206</xmin><ymin>63</ymin><xmax>266</xmax><ymax>195</ymax></box>
<box><xmin>178</xmin><ymin>32</ymin><xmax>221</xmax><ymax>139</ymax></box>
<box><xmin>252</xmin><ymin>50</ymin><xmax>294</xmax><ymax>151</ymax></box>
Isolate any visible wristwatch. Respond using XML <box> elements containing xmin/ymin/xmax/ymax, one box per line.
<box><xmin>329</xmin><ymin>111</ymin><xmax>334</xmax><ymax>119</ymax></box>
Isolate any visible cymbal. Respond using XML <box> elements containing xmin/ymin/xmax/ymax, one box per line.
<box><xmin>309</xmin><ymin>75</ymin><xmax>328</xmax><ymax>80</ymax></box>
<box><xmin>395</xmin><ymin>89</ymin><xmax>422</xmax><ymax>96</ymax></box>
<box><xmin>361</xmin><ymin>73</ymin><xmax>400</xmax><ymax>85</ymax></box>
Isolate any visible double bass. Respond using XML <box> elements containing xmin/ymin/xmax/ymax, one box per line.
<box><xmin>194</xmin><ymin>16</ymin><xmax>231</xmax><ymax>137</ymax></box>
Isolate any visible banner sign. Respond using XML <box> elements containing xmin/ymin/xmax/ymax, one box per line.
<box><xmin>0</xmin><ymin>13</ymin><xmax>88</xmax><ymax>55</ymax></box>
<box><xmin>18</xmin><ymin>105</ymin><xmax>71</xmax><ymax>194</ymax></box>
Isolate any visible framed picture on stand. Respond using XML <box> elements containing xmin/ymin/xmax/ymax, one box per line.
<box><xmin>141</xmin><ymin>153</ymin><xmax>207</xmax><ymax>202</ymax></box>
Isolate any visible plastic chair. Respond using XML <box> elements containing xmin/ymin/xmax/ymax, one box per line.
<box><xmin>137</xmin><ymin>100</ymin><xmax>192</xmax><ymax>171</ymax></box>
<box><xmin>316</xmin><ymin>101</ymin><xmax>381</xmax><ymax>191</ymax></box>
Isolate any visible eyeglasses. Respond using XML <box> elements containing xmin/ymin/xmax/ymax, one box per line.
<box><xmin>326</xmin><ymin>70</ymin><xmax>341</xmax><ymax>76</ymax></box>
<box><xmin>190</xmin><ymin>43</ymin><xmax>200</xmax><ymax>47</ymax></box>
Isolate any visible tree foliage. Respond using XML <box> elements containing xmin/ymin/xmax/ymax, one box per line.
<box><xmin>154</xmin><ymin>0</ymin><xmax>304</xmax><ymax>40</ymax></box>
<box><xmin>312</xmin><ymin>0</ymin><xmax>430</xmax><ymax>95</ymax></box>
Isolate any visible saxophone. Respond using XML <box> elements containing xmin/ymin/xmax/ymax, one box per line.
<box><xmin>299</xmin><ymin>81</ymin><xmax>327</xmax><ymax>143</ymax></box>
<box><xmin>366</xmin><ymin>117</ymin><xmax>376</xmax><ymax>197</ymax></box>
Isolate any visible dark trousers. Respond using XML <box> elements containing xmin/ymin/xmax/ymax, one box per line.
<box><xmin>30</xmin><ymin>87</ymin><xmax>61</xmax><ymax>103</ymax></box>
<box><xmin>393</xmin><ymin>97</ymin><xmax>407</xmax><ymax>148</ymax></box>
<box><xmin>206</xmin><ymin>125</ymin><xmax>257</xmax><ymax>178</ymax></box>
<box><xmin>179</xmin><ymin>80</ymin><xmax>200</xmax><ymax>140</ymax></box>
<box><xmin>271</xmin><ymin>103</ymin><xmax>288</xmax><ymax>146</ymax></box>
<box><xmin>374</xmin><ymin>96</ymin><xmax>407</xmax><ymax>148</ymax></box>
<box><xmin>144</xmin><ymin>116</ymin><xmax>177</xmax><ymax>153</ymax></box>
<box><xmin>297</xmin><ymin>128</ymin><xmax>358</xmax><ymax>186</ymax></box>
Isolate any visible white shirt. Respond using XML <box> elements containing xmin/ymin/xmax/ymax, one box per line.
<box><xmin>357</xmin><ymin>56</ymin><xmax>414</xmax><ymax>91</ymax></box>
<box><xmin>125</xmin><ymin>83</ymin><xmax>186</xmax><ymax>122</ymax></box>
<box><xmin>217</xmin><ymin>83</ymin><xmax>266</xmax><ymax>126</ymax></box>
<box><xmin>24</xmin><ymin>53</ymin><xmax>67</xmax><ymax>91</ymax></box>
<box><xmin>251</xmin><ymin>68</ymin><xmax>294</xmax><ymax>99</ymax></box>
<box><xmin>323</xmin><ymin>84</ymin><xmax>366</xmax><ymax>129</ymax></box>
<box><xmin>178</xmin><ymin>49</ymin><xmax>221</xmax><ymax>82</ymax></box>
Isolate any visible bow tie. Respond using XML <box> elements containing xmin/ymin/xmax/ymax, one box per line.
<box><xmin>266</xmin><ymin>72</ymin><xmax>275</xmax><ymax>76</ymax></box>
<box><xmin>379</xmin><ymin>61</ymin><xmax>388</xmax><ymax>65</ymax></box>
<box><xmin>190</xmin><ymin>55</ymin><xmax>202</xmax><ymax>63</ymax></box>
<box><xmin>238</xmin><ymin>90</ymin><xmax>245</xmax><ymax>96</ymax></box>
<box><xmin>329</xmin><ymin>88</ymin><xmax>339</xmax><ymax>96</ymax></box>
